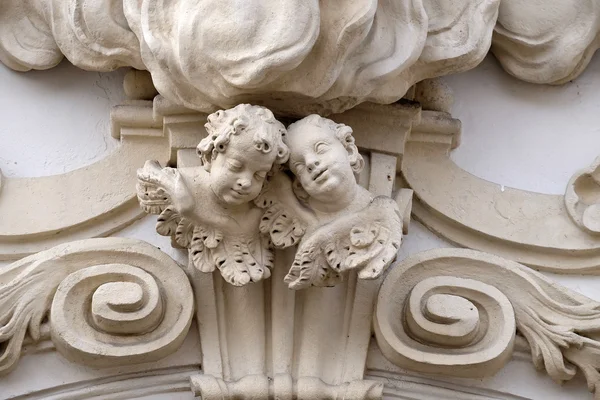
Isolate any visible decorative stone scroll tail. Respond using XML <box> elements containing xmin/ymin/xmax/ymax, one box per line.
<box><xmin>0</xmin><ymin>238</ymin><xmax>194</xmax><ymax>375</ymax></box>
<box><xmin>375</xmin><ymin>248</ymin><xmax>600</xmax><ymax>398</ymax></box>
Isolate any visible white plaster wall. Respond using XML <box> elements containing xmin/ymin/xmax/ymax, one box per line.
<box><xmin>447</xmin><ymin>55</ymin><xmax>600</xmax><ymax>195</ymax></box>
<box><xmin>1</xmin><ymin>54</ymin><xmax>600</xmax><ymax>399</ymax></box>
<box><xmin>0</xmin><ymin>61</ymin><xmax>126</xmax><ymax>178</ymax></box>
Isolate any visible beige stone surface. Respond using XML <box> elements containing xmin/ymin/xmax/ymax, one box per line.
<box><xmin>174</xmin><ymin>105</ymin><xmax>416</xmax><ymax>400</ymax></box>
<box><xmin>566</xmin><ymin>156</ymin><xmax>600</xmax><ymax>235</ymax></box>
<box><xmin>0</xmin><ymin>238</ymin><xmax>194</xmax><ymax>374</ymax></box>
<box><xmin>375</xmin><ymin>248</ymin><xmax>600</xmax><ymax>398</ymax></box>
<box><xmin>257</xmin><ymin>114</ymin><xmax>408</xmax><ymax>288</ymax></box>
<box><xmin>2</xmin><ymin>11</ymin><xmax>600</xmax><ymax>394</ymax></box>
<box><xmin>5</xmin><ymin>0</ymin><xmax>598</xmax><ymax>116</ymax></box>
<box><xmin>138</xmin><ymin>106</ymin><xmax>410</xmax><ymax>289</ymax></box>
<box><xmin>137</xmin><ymin>104</ymin><xmax>289</xmax><ymax>286</ymax></box>
<box><xmin>402</xmin><ymin>109</ymin><xmax>600</xmax><ymax>274</ymax></box>
<box><xmin>0</xmin><ymin>101</ymin><xmax>170</xmax><ymax>260</ymax></box>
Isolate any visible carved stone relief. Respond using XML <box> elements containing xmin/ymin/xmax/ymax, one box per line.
<box><xmin>374</xmin><ymin>248</ymin><xmax>600</xmax><ymax>398</ymax></box>
<box><xmin>0</xmin><ymin>238</ymin><xmax>194</xmax><ymax>375</ymax></box>
<box><xmin>2</xmin><ymin>1</ymin><xmax>600</xmax><ymax>399</ymax></box>
<box><xmin>138</xmin><ymin>102</ymin><xmax>414</xmax><ymax>399</ymax></box>
<box><xmin>138</xmin><ymin>105</ymin><xmax>409</xmax><ymax>288</ymax></box>
<box><xmin>566</xmin><ymin>156</ymin><xmax>600</xmax><ymax>235</ymax></box>
<box><xmin>2</xmin><ymin>1</ymin><xmax>598</xmax><ymax>116</ymax></box>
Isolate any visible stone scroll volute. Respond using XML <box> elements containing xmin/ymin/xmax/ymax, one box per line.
<box><xmin>0</xmin><ymin>238</ymin><xmax>194</xmax><ymax>374</ymax></box>
<box><xmin>375</xmin><ymin>248</ymin><xmax>600</xmax><ymax>399</ymax></box>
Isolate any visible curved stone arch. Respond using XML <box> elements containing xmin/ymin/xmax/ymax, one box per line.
<box><xmin>0</xmin><ymin>101</ymin><xmax>169</xmax><ymax>260</ymax></box>
<box><xmin>401</xmin><ymin>110</ymin><xmax>600</xmax><ymax>274</ymax></box>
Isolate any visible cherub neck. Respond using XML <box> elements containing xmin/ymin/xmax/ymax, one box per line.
<box><xmin>308</xmin><ymin>184</ymin><xmax>359</xmax><ymax>217</ymax></box>
<box><xmin>217</xmin><ymin>200</ymin><xmax>252</xmax><ymax>216</ymax></box>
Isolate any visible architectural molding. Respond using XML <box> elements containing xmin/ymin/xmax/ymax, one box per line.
<box><xmin>0</xmin><ymin>101</ymin><xmax>170</xmax><ymax>261</ymax></box>
<box><xmin>2</xmin><ymin>1</ymin><xmax>598</xmax><ymax>115</ymax></box>
<box><xmin>374</xmin><ymin>248</ymin><xmax>600</xmax><ymax>398</ymax></box>
<box><xmin>1</xmin><ymin>2</ymin><xmax>600</xmax><ymax>392</ymax></box>
<box><xmin>138</xmin><ymin>104</ymin><xmax>413</xmax><ymax>288</ymax></box>
<box><xmin>0</xmin><ymin>238</ymin><xmax>194</xmax><ymax>375</ymax></box>
<box><xmin>402</xmin><ymin>109</ymin><xmax>600</xmax><ymax>274</ymax></box>
<box><xmin>12</xmin><ymin>366</ymin><xmax>198</xmax><ymax>400</ymax></box>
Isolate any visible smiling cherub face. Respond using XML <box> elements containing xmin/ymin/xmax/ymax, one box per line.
<box><xmin>287</xmin><ymin>115</ymin><xmax>364</xmax><ymax>204</ymax></box>
<box><xmin>198</xmin><ymin>104</ymin><xmax>289</xmax><ymax>207</ymax></box>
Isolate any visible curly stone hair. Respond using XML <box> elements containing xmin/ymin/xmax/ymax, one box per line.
<box><xmin>197</xmin><ymin>104</ymin><xmax>289</xmax><ymax>170</ymax></box>
<box><xmin>286</xmin><ymin>114</ymin><xmax>364</xmax><ymax>174</ymax></box>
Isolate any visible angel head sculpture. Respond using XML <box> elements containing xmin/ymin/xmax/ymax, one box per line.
<box><xmin>197</xmin><ymin>104</ymin><xmax>289</xmax><ymax>207</ymax></box>
<box><xmin>286</xmin><ymin>114</ymin><xmax>366</xmax><ymax>216</ymax></box>
<box><xmin>137</xmin><ymin>104</ymin><xmax>290</xmax><ymax>286</ymax></box>
<box><xmin>256</xmin><ymin>114</ymin><xmax>406</xmax><ymax>289</ymax></box>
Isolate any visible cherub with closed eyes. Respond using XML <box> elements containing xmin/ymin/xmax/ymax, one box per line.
<box><xmin>137</xmin><ymin>104</ymin><xmax>289</xmax><ymax>286</ymax></box>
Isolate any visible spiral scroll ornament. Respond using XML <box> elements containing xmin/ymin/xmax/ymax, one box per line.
<box><xmin>376</xmin><ymin>268</ymin><xmax>515</xmax><ymax>377</ymax></box>
<box><xmin>0</xmin><ymin>238</ymin><xmax>194</xmax><ymax>373</ymax></box>
<box><xmin>375</xmin><ymin>249</ymin><xmax>600</xmax><ymax>397</ymax></box>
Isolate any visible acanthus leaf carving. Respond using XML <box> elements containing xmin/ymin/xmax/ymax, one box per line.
<box><xmin>375</xmin><ymin>248</ymin><xmax>600</xmax><ymax>398</ymax></box>
<box><xmin>0</xmin><ymin>237</ymin><xmax>194</xmax><ymax>375</ymax></box>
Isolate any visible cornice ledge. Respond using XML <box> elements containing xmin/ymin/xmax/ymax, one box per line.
<box><xmin>190</xmin><ymin>374</ymin><xmax>383</xmax><ymax>400</ymax></box>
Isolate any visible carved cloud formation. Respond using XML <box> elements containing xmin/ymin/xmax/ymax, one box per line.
<box><xmin>1</xmin><ymin>0</ymin><xmax>597</xmax><ymax>114</ymax></box>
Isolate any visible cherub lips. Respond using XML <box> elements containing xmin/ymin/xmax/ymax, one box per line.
<box><xmin>312</xmin><ymin>168</ymin><xmax>329</xmax><ymax>182</ymax></box>
<box><xmin>231</xmin><ymin>189</ymin><xmax>250</xmax><ymax>197</ymax></box>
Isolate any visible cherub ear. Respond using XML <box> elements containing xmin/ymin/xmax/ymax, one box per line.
<box><xmin>195</xmin><ymin>146</ymin><xmax>212</xmax><ymax>172</ymax></box>
<box><xmin>346</xmin><ymin>142</ymin><xmax>365</xmax><ymax>174</ymax></box>
<box><xmin>337</xmin><ymin>124</ymin><xmax>364</xmax><ymax>174</ymax></box>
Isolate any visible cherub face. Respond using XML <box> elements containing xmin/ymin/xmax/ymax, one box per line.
<box><xmin>209</xmin><ymin>131</ymin><xmax>277</xmax><ymax>206</ymax></box>
<box><xmin>288</xmin><ymin>125</ymin><xmax>356</xmax><ymax>202</ymax></box>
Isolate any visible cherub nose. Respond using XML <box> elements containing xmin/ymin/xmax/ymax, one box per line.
<box><xmin>236</xmin><ymin>178</ymin><xmax>251</xmax><ymax>189</ymax></box>
<box><xmin>307</xmin><ymin>160</ymin><xmax>320</xmax><ymax>172</ymax></box>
